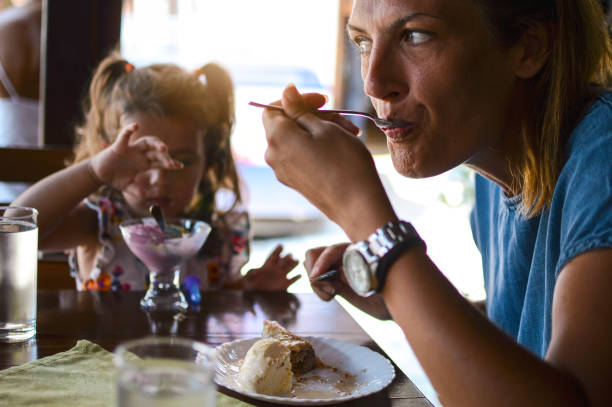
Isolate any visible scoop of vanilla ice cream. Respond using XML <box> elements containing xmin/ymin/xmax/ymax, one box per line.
<box><xmin>237</xmin><ymin>338</ymin><xmax>293</xmax><ymax>395</ymax></box>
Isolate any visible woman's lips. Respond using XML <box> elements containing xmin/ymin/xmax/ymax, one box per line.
<box><xmin>382</xmin><ymin>124</ymin><xmax>416</xmax><ymax>141</ymax></box>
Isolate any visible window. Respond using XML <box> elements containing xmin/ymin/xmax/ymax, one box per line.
<box><xmin>121</xmin><ymin>0</ymin><xmax>341</xmax><ymax>165</ymax></box>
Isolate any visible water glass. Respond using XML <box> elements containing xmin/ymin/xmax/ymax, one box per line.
<box><xmin>0</xmin><ymin>206</ymin><xmax>38</xmax><ymax>342</ymax></box>
<box><xmin>114</xmin><ymin>336</ymin><xmax>216</xmax><ymax>407</ymax></box>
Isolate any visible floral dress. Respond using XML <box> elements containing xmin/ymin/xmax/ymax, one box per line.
<box><xmin>69</xmin><ymin>190</ymin><xmax>250</xmax><ymax>292</ymax></box>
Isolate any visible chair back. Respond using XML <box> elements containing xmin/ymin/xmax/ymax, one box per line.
<box><xmin>0</xmin><ymin>146</ymin><xmax>73</xmax><ymax>187</ymax></box>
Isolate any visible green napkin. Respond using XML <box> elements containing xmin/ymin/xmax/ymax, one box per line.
<box><xmin>0</xmin><ymin>340</ymin><xmax>252</xmax><ymax>407</ymax></box>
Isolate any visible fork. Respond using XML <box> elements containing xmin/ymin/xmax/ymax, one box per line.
<box><xmin>311</xmin><ymin>269</ymin><xmax>340</xmax><ymax>282</ymax></box>
<box><xmin>248</xmin><ymin>101</ymin><xmax>408</xmax><ymax>129</ymax></box>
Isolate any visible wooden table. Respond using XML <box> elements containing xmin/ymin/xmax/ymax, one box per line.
<box><xmin>0</xmin><ymin>290</ymin><xmax>432</xmax><ymax>406</ymax></box>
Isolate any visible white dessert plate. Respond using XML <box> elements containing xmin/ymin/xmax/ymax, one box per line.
<box><xmin>215</xmin><ymin>336</ymin><xmax>395</xmax><ymax>406</ymax></box>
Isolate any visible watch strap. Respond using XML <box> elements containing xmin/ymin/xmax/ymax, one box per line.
<box><xmin>375</xmin><ymin>234</ymin><xmax>426</xmax><ymax>293</ymax></box>
<box><xmin>367</xmin><ymin>220</ymin><xmax>426</xmax><ymax>293</ymax></box>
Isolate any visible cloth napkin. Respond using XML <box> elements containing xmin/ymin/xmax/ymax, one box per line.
<box><xmin>0</xmin><ymin>339</ymin><xmax>253</xmax><ymax>407</ymax></box>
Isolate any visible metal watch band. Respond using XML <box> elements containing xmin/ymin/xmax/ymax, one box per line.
<box><xmin>367</xmin><ymin>220</ymin><xmax>426</xmax><ymax>293</ymax></box>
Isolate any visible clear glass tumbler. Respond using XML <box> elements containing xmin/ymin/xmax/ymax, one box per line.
<box><xmin>0</xmin><ymin>206</ymin><xmax>38</xmax><ymax>343</ymax></box>
<box><xmin>114</xmin><ymin>336</ymin><xmax>216</xmax><ymax>407</ymax></box>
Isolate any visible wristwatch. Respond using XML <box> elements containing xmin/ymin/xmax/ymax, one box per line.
<box><xmin>342</xmin><ymin>220</ymin><xmax>426</xmax><ymax>297</ymax></box>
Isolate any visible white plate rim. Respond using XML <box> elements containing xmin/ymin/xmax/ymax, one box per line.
<box><xmin>214</xmin><ymin>336</ymin><xmax>396</xmax><ymax>406</ymax></box>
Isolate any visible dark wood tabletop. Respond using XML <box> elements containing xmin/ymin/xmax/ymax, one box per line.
<box><xmin>0</xmin><ymin>290</ymin><xmax>432</xmax><ymax>406</ymax></box>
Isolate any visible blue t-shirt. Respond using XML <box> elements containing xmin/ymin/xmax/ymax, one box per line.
<box><xmin>470</xmin><ymin>91</ymin><xmax>612</xmax><ymax>357</ymax></box>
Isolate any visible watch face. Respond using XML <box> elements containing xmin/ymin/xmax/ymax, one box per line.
<box><xmin>343</xmin><ymin>250</ymin><xmax>371</xmax><ymax>296</ymax></box>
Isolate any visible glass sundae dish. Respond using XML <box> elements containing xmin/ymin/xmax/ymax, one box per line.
<box><xmin>119</xmin><ymin>217</ymin><xmax>211</xmax><ymax>312</ymax></box>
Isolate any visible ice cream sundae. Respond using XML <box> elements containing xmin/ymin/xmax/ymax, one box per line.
<box><xmin>120</xmin><ymin>219</ymin><xmax>209</xmax><ymax>273</ymax></box>
<box><xmin>119</xmin><ymin>217</ymin><xmax>211</xmax><ymax>311</ymax></box>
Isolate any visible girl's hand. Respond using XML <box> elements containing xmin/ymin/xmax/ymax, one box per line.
<box><xmin>242</xmin><ymin>244</ymin><xmax>300</xmax><ymax>290</ymax></box>
<box><xmin>262</xmin><ymin>85</ymin><xmax>396</xmax><ymax>241</ymax></box>
<box><xmin>88</xmin><ymin>122</ymin><xmax>183</xmax><ymax>190</ymax></box>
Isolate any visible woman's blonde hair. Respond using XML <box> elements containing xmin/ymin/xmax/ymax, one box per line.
<box><xmin>73</xmin><ymin>51</ymin><xmax>241</xmax><ymax>220</ymax></box>
<box><xmin>474</xmin><ymin>0</ymin><xmax>612</xmax><ymax>216</ymax></box>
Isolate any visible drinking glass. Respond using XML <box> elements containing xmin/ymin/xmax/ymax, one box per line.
<box><xmin>119</xmin><ymin>217</ymin><xmax>211</xmax><ymax>312</ymax></box>
<box><xmin>114</xmin><ymin>336</ymin><xmax>216</xmax><ymax>407</ymax></box>
<box><xmin>0</xmin><ymin>206</ymin><xmax>38</xmax><ymax>342</ymax></box>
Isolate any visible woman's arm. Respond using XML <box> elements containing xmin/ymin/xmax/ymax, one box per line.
<box><xmin>262</xmin><ymin>85</ymin><xmax>606</xmax><ymax>406</ymax></box>
<box><xmin>305</xmin><ymin>235</ymin><xmax>599</xmax><ymax>405</ymax></box>
<box><xmin>546</xmin><ymin>249</ymin><xmax>612</xmax><ymax>407</ymax></box>
<box><xmin>381</xmin><ymin>247</ymin><xmax>593</xmax><ymax>406</ymax></box>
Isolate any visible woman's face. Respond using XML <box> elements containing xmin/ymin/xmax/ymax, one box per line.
<box><xmin>121</xmin><ymin>112</ymin><xmax>205</xmax><ymax>218</ymax></box>
<box><xmin>349</xmin><ymin>0</ymin><xmax>521</xmax><ymax>178</ymax></box>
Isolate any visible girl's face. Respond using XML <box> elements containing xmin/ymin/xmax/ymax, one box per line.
<box><xmin>120</xmin><ymin>112</ymin><xmax>205</xmax><ymax>218</ymax></box>
<box><xmin>349</xmin><ymin>0</ymin><xmax>522</xmax><ymax>178</ymax></box>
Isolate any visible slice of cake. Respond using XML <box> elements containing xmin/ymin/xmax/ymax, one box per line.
<box><xmin>262</xmin><ymin>320</ymin><xmax>316</xmax><ymax>375</ymax></box>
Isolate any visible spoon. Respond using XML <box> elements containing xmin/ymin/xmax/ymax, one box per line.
<box><xmin>149</xmin><ymin>204</ymin><xmax>167</xmax><ymax>232</ymax></box>
<box><xmin>149</xmin><ymin>205</ymin><xmax>185</xmax><ymax>239</ymax></box>
<box><xmin>248</xmin><ymin>101</ymin><xmax>410</xmax><ymax>129</ymax></box>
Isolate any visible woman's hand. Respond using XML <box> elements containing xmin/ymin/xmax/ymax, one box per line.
<box><xmin>305</xmin><ymin>243</ymin><xmax>349</xmax><ymax>301</ymax></box>
<box><xmin>242</xmin><ymin>244</ymin><xmax>300</xmax><ymax>291</ymax></box>
<box><xmin>262</xmin><ymin>84</ymin><xmax>396</xmax><ymax>241</ymax></box>
<box><xmin>305</xmin><ymin>244</ymin><xmax>391</xmax><ymax>320</ymax></box>
<box><xmin>89</xmin><ymin>122</ymin><xmax>183</xmax><ymax>190</ymax></box>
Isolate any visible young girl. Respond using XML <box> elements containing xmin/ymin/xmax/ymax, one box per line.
<box><xmin>12</xmin><ymin>52</ymin><xmax>299</xmax><ymax>292</ymax></box>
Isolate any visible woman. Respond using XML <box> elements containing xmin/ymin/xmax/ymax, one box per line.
<box><xmin>261</xmin><ymin>0</ymin><xmax>612</xmax><ymax>405</ymax></box>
